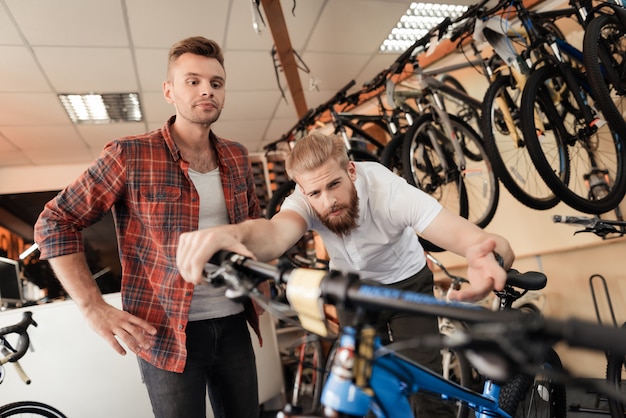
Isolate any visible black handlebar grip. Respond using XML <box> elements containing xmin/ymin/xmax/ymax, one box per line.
<box><xmin>208</xmin><ymin>250</ymin><xmax>233</xmax><ymax>266</ymax></box>
<box><xmin>552</xmin><ymin>215</ymin><xmax>594</xmax><ymax>225</ymax></box>
<box><xmin>544</xmin><ymin>318</ymin><xmax>626</xmax><ymax>356</ymax></box>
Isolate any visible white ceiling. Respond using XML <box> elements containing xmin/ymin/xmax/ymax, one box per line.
<box><xmin>0</xmin><ymin>0</ymin><xmax>479</xmax><ymax>170</ymax></box>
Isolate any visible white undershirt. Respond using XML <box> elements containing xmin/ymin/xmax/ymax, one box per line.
<box><xmin>187</xmin><ymin>167</ymin><xmax>243</xmax><ymax>321</ymax></box>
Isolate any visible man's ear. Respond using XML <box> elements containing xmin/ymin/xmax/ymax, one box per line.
<box><xmin>347</xmin><ymin>161</ymin><xmax>357</xmax><ymax>181</ymax></box>
<box><xmin>163</xmin><ymin>81</ymin><xmax>174</xmax><ymax>104</ymax></box>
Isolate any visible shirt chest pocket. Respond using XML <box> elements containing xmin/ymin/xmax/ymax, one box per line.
<box><xmin>139</xmin><ymin>186</ymin><xmax>182</xmax><ymax>231</ymax></box>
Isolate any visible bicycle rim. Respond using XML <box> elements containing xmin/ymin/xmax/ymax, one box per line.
<box><xmin>0</xmin><ymin>401</ymin><xmax>67</xmax><ymax>418</ymax></box>
<box><xmin>521</xmin><ymin>65</ymin><xmax>626</xmax><ymax>214</ymax></box>
<box><xmin>481</xmin><ymin>73</ymin><xmax>559</xmax><ymax>210</ymax></box>
<box><xmin>289</xmin><ymin>338</ymin><xmax>324</xmax><ymax>414</ymax></box>
<box><xmin>583</xmin><ymin>13</ymin><xmax>626</xmax><ymax>135</ymax></box>
<box><xmin>498</xmin><ymin>348</ymin><xmax>567</xmax><ymax>418</ymax></box>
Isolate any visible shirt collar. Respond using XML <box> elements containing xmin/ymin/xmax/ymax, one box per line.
<box><xmin>162</xmin><ymin>115</ymin><xmax>222</xmax><ymax>164</ymax></box>
<box><xmin>353</xmin><ymin>163</ymin><xmax>368</xmax><ymax>227</ymax></box>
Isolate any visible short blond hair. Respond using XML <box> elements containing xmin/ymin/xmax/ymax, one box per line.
<box><xmin>285</xmin><ymin>132</ymin><xmax>349</xmax><ymax>180</ymax></box>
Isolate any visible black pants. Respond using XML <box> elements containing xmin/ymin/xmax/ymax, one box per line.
<box><xmin>138</xmin><ymin>312</ymin><xmax>259</xmax><ymax>418</ymax></box>
<box><xmin>339</xmin><ymin>266</ymin><xmax>456</xmax><ymax>417</ymax></box>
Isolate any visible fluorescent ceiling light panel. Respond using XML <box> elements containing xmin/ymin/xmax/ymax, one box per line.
<box><xmin>380</xmin><ymin>2</ymin><xmax>469</xmax><ymax>53</ymax></box>
<box><xmin>59</xmin><ymin>93</ymin><xmax>143</xmax><ymax>124</ymax></box>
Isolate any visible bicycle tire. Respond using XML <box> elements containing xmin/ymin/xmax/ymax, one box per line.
<box><xmin>498</xmin><ymin>348</ymin><xmax>567</xmax><ymax>418</ymax></box>
<box><xmin>521</xmin><ymin>64</ymin><xmax>626</xmax><ymax>214</ymax></box>
<box><xmin>288</xmin><ymin>337</ymin><xmax>324</xmax><ymax>415</ymax></box>
<box><xmin>481</xmin><ymin>72</ymin><xmax>560</xmax><ymax>210</ymax></box>
<box><xmin>380</xmin><ymin>132</ymin><xmax>406</xmax><ymax>177</ymax></box>
<box><xmin>444</xmin><ymin>348</ymin><xmax>483</xmax><ymax>418</ymax></box>
<box><xmin>402</xmin><ymin>113</ymin><xmax>499</xmax><ymax>229</ymax></box>
<box><xmin>583</xmin><ymin>13</ymin><xmax>626</xmax><ymax>136</ymax></box>
<box><xmin>267</xmin><ymin>180</ymin><xmax>296</xmax><ymax>219</ymax></box>
<box><xmin>606</xmin><ymin>322</ymin><xmax>626</xmax><ymax>418</ymax></box>
<box><xmin>0</xmin><ymin>401</ymin><xmax>67</xmax><ymax>418</ymax></box>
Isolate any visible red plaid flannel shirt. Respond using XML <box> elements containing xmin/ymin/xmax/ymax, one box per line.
<box><xmin>34</xmin><ymin>116</ymin><xmax>261</xmax><ymax>372</ymax></box>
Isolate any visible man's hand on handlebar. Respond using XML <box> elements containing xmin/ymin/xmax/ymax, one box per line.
<box><xmin>447</xmin><ymin>239</ymin><xmax>507</xmax><ymax>302</ymax></box>
<box><xmin>177</xmin><ymin>226</ymin><xmax>256</xmax><ymax>285</ymax></box>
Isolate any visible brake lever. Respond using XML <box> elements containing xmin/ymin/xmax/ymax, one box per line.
<box><xmin>573</xmin><ymin>224</ymin><xmax>621</xmax><ymax>238</ymax></box>
<box><xmin>451</xmin><ymin>276</ymin><xmax>470</xmax><ymax>291</ymax></box>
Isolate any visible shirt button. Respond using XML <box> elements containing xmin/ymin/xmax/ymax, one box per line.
<box><xmin>178</xmin><ymin>324</ymin><xmax>184</xmax><ymax>330</ymax></box>
<box><xmin>185</xmin><ymin>291</ymin><xmax>191</xmax><ymax>296</ymax></box>
<box><xmin>192</xmin><ymin>197</ymin><xmax>197</xmax><ymax>202</ymax></box>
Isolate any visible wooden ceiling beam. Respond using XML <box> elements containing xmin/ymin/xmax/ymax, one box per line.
<box><xmin>260</xmin><ymin>0</ymin><xmax>309</xmax><ymax>118</ymax></box>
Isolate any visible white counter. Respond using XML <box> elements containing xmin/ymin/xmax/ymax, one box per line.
<box><xmin>0</xmin><ymin>293</ymin><xmax>284</xmax><ymax>417</ymax></box>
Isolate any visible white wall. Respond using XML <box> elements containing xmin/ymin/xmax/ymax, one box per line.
<box><xmin>0</xmin><ymin>293</ymin><xmax>283</xmax><ymax>417</ymax></box>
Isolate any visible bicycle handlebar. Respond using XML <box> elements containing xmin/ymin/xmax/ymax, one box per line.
<box><xmin>553</xmin><ymin>215</ymin><xmax>625</xmax><ymax>237</ymax></box>
<box><xmin>0</xmin><ymin>311</ymin><xmax>36</xmax><ymax>365</ymax></box>
<box><xmin>204</xmin><ymin>252</ymin><xmax>626</xmax><ymax>358</ymax></box>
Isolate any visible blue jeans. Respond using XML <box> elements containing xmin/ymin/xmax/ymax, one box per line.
<box><xmin>138</xmin><ymin>312</ymin><xmax>259</xmax><ymax>418</ymax></box>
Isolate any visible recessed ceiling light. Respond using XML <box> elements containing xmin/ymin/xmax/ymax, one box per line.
<box><xmin>380</xmin><ymin>2</ymin><xmax>469</xmax><ymax>53</ymax></box>
<box><xmin>58</xmin><ymin>93</ymin><xmax>143</xmax><ymax>124</ymax></box>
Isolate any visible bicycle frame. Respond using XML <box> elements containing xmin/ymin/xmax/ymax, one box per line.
<box><xmin>321</xmin><ymin>325</ymin><xmax>512</xmax><ymax>418</ymax></box>
<box><xmin>329</xmin><ymin>109</ymin><xmax>388</xmax><ymax>157</ymax></box>
<box><xmin>390</xmin><ymin>71</ymin><xmax>471</xmax><ymax>173</ymax></box>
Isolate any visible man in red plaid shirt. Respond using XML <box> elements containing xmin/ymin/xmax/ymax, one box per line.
<box><xmin>35</xmin><ymin>36</ymin><xmax>262</xmax><ymax>418</ymax></box>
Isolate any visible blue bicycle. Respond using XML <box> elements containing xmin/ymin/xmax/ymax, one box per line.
<box><xmin>205</xmin><ymin>252</ymin><xmax>626</xmax><ymax>418</ymax></box>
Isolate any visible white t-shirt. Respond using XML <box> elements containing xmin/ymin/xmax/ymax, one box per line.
<box><xmin>281</xmin><ymin>162</ymin><xmax>442</xmax><ymax>284</ymax></box>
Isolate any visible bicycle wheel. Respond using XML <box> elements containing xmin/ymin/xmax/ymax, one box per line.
<box><xmin>0</xmin><ymin>401</ymin><xmax>67</xmax><ymax>417</ymax></box>
<box><xmin>583</xmin><ymin>13</ymin><xmax>626</xmax><ymax>136</ymax></box>
<box><xmin>521</xmin><ymin>64</ymin><xmax>626</xmax><ymax>214</ymax></box>
<box><xmin>380</xmin><ymin>132</ymin><xmax>406</xmax><ymax>177</ymax></box>
<box><xmin>438</xmin><ymin>73</ymin><xmax>481</xmax><ymax>133</ymax></box>
<box><xmin>606</xmin><ymin>323</ymin><xmax>626</xmax><ymax>418</ymax></box>
<box><xmin>498</xmin><ymin>348</ymin><xmax>567</xmax><ymax>418</ymax></box>
<box><xmin>442</xmin><ymin>348</ymin><xmax>483</xmax><ymax>418</ymax></box>
<box><xmin>402</xmin><ymin>113</ymin><xmax>499</xmax><ymax>229</ymax></box>
<box><xmin>285</xmin><ymin>336</ymin><xmax>324</xmax><ymax>415</ymax></box>
<box><xmin>481</xmin><ymin>72</ymin><xmax>560</xmax><ymax>210</ymax></box>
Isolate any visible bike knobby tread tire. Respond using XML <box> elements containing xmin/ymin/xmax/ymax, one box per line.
<box><xmin>0</xmin><ymin>401</ymin><xmax>67</xmax><ymax>418</ymax></box>
<box><xmin>498</xmin><ymin>348</ymin><xmax>567</xmax><ymax>418</ymax></box>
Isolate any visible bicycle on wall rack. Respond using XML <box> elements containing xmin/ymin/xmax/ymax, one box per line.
<box><xmin>450</xmin><ymin>6</ymin><xmax>566</xmax><ymax>211</ymax></box>
<box><xmin>496</xmin><ymin>0</ymin><xmax>626</xmax><ymax>215</ymax></box>
<box><xmin>0</xmin><ymin>311</ymin><xmax>67</xmax><ymax>417</ymax></box>
<box><xmin>203</xmin><ymin>251</ymin><xmax>626</xmax><ymax>418</ymax></box>
<box><xmin>386</xmin><ymin>19</ymin><xmax>499</xmax><ymax>231</ymax></box>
